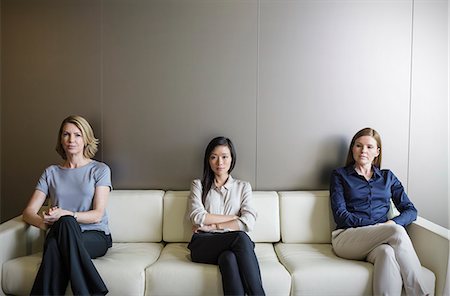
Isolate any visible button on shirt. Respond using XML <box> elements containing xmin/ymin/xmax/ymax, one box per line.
<box><xmin>330</xmin><ymin>166</ymin><xmax>417</xmax><ymax>230</ymax></box>
<box><xmin>188</xmin><ymin>176</ymin><xmax>257</xmax><ymax>232</ymax></box>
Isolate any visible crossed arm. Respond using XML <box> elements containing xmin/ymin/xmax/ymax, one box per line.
<box><xmin>22</xmin><ymin>186</ymin><xmax>110</xmax><ymax>230</ymax></box>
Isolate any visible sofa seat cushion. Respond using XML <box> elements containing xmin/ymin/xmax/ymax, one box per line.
<box><xmin>145</xmin><ymin>242</ymin><xmax>291</xmax><ymax>296</ymax></box>
<box><xmin>275</xmin><ymin>243</ymin><xmax>436</xmax><ymax>296</ymax></box>
<box><xmin>2</xmin><ymin>242</ymin><xmax>163</xmax><ymax>296</ymax></box>
<box><xmin>275</xmin><ymin>243</ymin><xmax>372</xmax><ymax>295</ymax></box>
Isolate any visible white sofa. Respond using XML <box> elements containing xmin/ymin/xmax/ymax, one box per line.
<box><xmin>1</xmin><ymin>190</ymin><xmax>448</xmax><ymax>296</ymax></box>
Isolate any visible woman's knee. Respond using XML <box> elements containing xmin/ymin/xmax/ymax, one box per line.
<box><xmin>369</xmin><ymin>244</ymin><xmax>396</xmax><ymax>262</ymax></box>
<box><xmin>385</xmin><ymin>224</ymin><xmax>410</xmax><ymax>243</ymax></box>
<box><xmin>233</xmin><ymin>231</ymin><xmax>254</xmax><ymax>249</ymax></box>
<box><xmin>218</xmin><ymin>250</ymin><xmax>237</xmax><ymax>266</ymax></box>
<box><xmin>55</xmin><ymin>215</ymin><xmax>78</xmax><ymax>230</ymax></box>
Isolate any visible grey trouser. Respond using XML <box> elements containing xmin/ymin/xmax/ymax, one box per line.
<box><xmin>332</xmin><ymin>223</ymin><xmax>428</xmax><ymax>296</ymax></box>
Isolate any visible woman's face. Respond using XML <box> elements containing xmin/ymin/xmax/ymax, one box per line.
<box><xmin>61</xmin><ymin>123</ymin><xmax>85</xmax><ymax>157</ymax></box>
<box><xmin>209</xmin><ymin>145</ymin><xmax>232</xmax><ymax>178</ymax></box>
<box><xmin>352</xmin><ymin>135</ymin><xmax>380</xmax><ymax>167</ymax></box>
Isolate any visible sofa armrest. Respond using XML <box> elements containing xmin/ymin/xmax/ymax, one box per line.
<box><xmin>407</xmin><ymin>216</ymin><xmax>450</xmax><ymax>296</ymax></box>
<box><xmin>0</xmin><ymin>215</ymin><xmax>45</xmax><ymax>295</ymax></box>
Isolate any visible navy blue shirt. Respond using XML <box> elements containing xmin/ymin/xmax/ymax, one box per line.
<box><xmin>330</xmin><ymin>166</ymin><xmax>417</xmax><ymax>230</ymax></box>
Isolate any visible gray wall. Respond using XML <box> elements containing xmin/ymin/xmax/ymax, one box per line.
<box><xmin>1</xmin><ymin>0</ymin><xmax>448</xmax><ymax>228</ymax></box>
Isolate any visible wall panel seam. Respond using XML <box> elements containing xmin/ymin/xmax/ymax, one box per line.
<box><xmin>407</xmin><ymin>0</ymin><xmax>415</xmax><ymax>194</ymax></box>
<box><xmin>255</xmin><ymin>0</ymin><xmax>260</xmax><ymax>189</ymax></box>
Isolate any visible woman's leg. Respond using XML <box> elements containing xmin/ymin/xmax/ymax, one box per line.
<box><xmin>188</xmin><ymin>231</ymin><xmax>265</xmax><ymax>296</ymax></box>
<box><xmin>218</xmin><ymin>251</ymin><xmax>245</xmax><ymax>295</ymax></box>
<box><xmin>332</xmin><ymin>224</ymin><xmax>428</xmax><ymax>296</ymax></box>
<box><xmin>31</xmin><ymin>235</ymin><xmax>69</xmax><ymax>295</ymax></box>
<box><xmin>31</xmin><ymin>216</ymin><xmax>109</xmax><ymax>296</ymax></box>
<box><xmin>367</xmin><ymin>244</ymin><xmax>402</xmax><ymax>296</ymax></box>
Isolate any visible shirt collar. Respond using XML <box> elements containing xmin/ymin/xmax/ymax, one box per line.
<box><xmin>345</xmin><ymin>165</ymin><xmax>382</xmax><ymax>178</ymax></box>
<box><xmin>213</xmin><ymin>175</ymin><xmax>234</xmax><ymax>190</ymax></box>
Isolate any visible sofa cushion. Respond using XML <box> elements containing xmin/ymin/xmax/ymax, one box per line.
<box><xmin>162</xmin><ymin>191</ymin><xmax>280</xmax><ymax>243</ymax></box>
<box><xmin>275</xmin><ymin>243</ymin><xmax>372</xmax><ymax>295</ymax></box>
<box><xmin>108</xmin><ymin>190</ymin><xmax>164</xmax><ymax>242</ymax></box>
<box><xmin>162</xmin><ymin>191</ymin><xmax>195</xmax><ymax>242</ymax></box>
<box><xmin>2</xmin><ymin>243</ymin><xmax>163</xmax><ymax>295</ymax></box>
<box><xmin>145</xmin><ymin>243</ymin><xmax>291</xmax><ymax>296</ymax></box>
<box><xmin>279</xmin><ymin>191</ymin><xmax>334</xmax><ymax>243</ymax></box>
<box><xmin>275</xmin><ymin>243</ymin><xmax>436</xmax><ymax>296</ymax></box>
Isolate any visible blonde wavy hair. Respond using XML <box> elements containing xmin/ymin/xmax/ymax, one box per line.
<box><xmin>55</xmin><ymin>115</ymin><xmax>99</xmax><ymax>160</ymax></box>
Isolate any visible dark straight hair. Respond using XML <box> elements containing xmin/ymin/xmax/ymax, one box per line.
<box><xmin>201</xmin><ymin>136</ymin><xmax>236</xmax><ymax>203</ymax></box>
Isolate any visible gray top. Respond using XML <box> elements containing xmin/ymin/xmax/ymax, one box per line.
<box><xmin>36</xmin><ymin>160</ymin><xmax>112</xmax><ymax>234</ymax></box>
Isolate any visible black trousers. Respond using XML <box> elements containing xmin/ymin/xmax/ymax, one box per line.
<box><xmin>30</xmin><ymin>216</ymin><xmax>112</xmax><ymax>296</ymax></box>
<box><xmin>188</xmin><ymin>231</ymin><xmax>265</xmax><ymax>296</ymax></box>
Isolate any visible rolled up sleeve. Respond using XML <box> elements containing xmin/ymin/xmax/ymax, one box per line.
<box><xmin>188</xmin><ymin>179</ymin><xmax>208</xmax><ymax>226</ymax></box>
<box><xmin>237</xmin><ymin>182</ymin><xmax>257</xmax><ymax>232</ymax></box>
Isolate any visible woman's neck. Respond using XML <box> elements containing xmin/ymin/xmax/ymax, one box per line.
<box><xmin>63</xmin><ymin>155</ymin><xmax>91</xmax><ymax>168</ymax></box>
<box><xmin>214</xmin><ymin>174</ymin><xmax>229</xmax><ymax>188</ymax></box>
<box><xmin>354</xmin><ymin>164</ymin><xmax>373</xmax><ymax>180</ymax></box>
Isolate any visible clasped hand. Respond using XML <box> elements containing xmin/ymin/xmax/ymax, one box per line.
<box><xmin>192</xmin><ymin>224</ymin><xmax>217</xmax><ymax>233</ymax></box>
<box><xmin>43</xmin><ymin>206</ymin><xmax>71</xmax><ymax>225</ymax></box>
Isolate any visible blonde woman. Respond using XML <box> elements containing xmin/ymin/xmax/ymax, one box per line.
<box><xmin>23</xmin><ymin>115</ymin><xmax>112</xmax><ymax>295</ymax></box>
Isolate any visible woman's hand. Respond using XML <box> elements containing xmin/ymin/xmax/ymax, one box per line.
<box><xmin>42</xmin><ymin>206</ymin><xmax>73</xmax><ymax>226</ymax></box>
<box><xmin>192</xmin><ymin>224</ymin><xmax>217</xmax><ymax>233</ymax></box>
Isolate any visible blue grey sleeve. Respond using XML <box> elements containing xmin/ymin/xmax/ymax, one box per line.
<box><xmin>95</xmin><ymin>163</ymin><xmax>112</xmax><ymax>190</ymax></box>
<box><xmin>35</xmin><ymin>170</ymin><xmax>49</xmax><ymax>196</ymax></box>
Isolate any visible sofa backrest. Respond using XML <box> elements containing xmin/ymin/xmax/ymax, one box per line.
<box><xmin>108</xmin><ymin>190</ymin><xmax>164</xmax><ymax>242</ymax></box>
<box><xmin>279</xmin><ymin>191</ymin><xmax>335</xmax><ymax>244</ymax></box>
<box><xmin>163</xmin><ymin>191</ymin><xmax>280</xmax><ymax>243</ymax></box>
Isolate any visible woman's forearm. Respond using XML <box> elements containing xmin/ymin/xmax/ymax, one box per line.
<box><xmin>71</xmin><ymin>209</ymin><xmax>104</xmax><ymax>224</ymax></box>
<box><xmin>203</xmin><ymin>213</ymin><xmax>238</xmax><ymax>225</ymax></box>
<box><xmin>215</xmin><ymin>219</ymin><xmax>240</xmax><ymax>231</ymax></box>
<box><xmin>23</xmin><ymin>209</ymin><xmax>47</xmax><ymax>230</ymax></box>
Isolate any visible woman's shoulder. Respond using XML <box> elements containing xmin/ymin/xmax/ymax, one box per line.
<box><xmin>331</xmin><ymin>166</ymin><xmax>350</xmax><ymax>175</ymax></box>
<box><xmin>42</xmin><ymin>164</ymin><xmax>61</xmax><ymax>174</ymax></box>
<box><xmin>90</xmin><ymin>160</ymin><xmax>111</xmax><ymax>171</ymax></box>
<box><xmin>191</xmin><ymin>178</ymin><xmax>201</xmax><ymax>185</ymax></box>
<box><xmin>229</xmin><ymin>176</ymin><xmax>251</xmax><ymax>189</ymax></box>
<box><xmin>376</xmin><ymin>167</ymin><xmax>397</xmax><ymax>178</ymax></box>
<box><xmin>191</xmin><ymin>178</ymin><xmax>202</xmax><ymax>189</ymax></box>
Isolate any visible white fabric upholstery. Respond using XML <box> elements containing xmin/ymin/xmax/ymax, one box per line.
<box><xmin>2</xmin><ymin>252</ymin><xmax>42</xmax><ymax>295</ymax></box>
<box><xmin>162</xmin><ymin>191</ymin><xmax>193</xmax><ymax>242</ymax></box>
<box><xmin>256</xmin><ymin>243</ymin><xmax>291</xmax><ymax>296</ymax></box>
<box><xmin>108</xmin><ymin>190</ymin><xmax>164</xmax><ymax>242</ymax></box>
<box><xmin>276</xmin><ymin>243</ymin><xmax>373</xmax><ymax>296</ymax></box>
<box><xmin>248</xmin><ymin>191</ymin><xmax>280</xmax><ymax>243</ymax></box>
<box><xmin>2</xmin><ymin>243</ymin><xmax>163</xmax><ymax>296</ymax></box>
<box><xmin>145</xmin><ymin>243</ymin><xmax>223</xmax><ymax>296</ymax></box>
<box><xmin>275</xmin><ymin>243</ymin><xmax>436</xmax><ymax>296</ymax></box>
<box><xmin>279</xmin><ymin>191</ymin><xmax>334</xmax><ymax>243</ymax></box>
<box><xmin>145</xmin><ymin>243</ymin><xmax>291</xmax><ymax>296</ymax></box>
<box><xmin>1</xmin><ymin>190</ymin><xmax>444</xmax><ymax>296</ymax></box>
